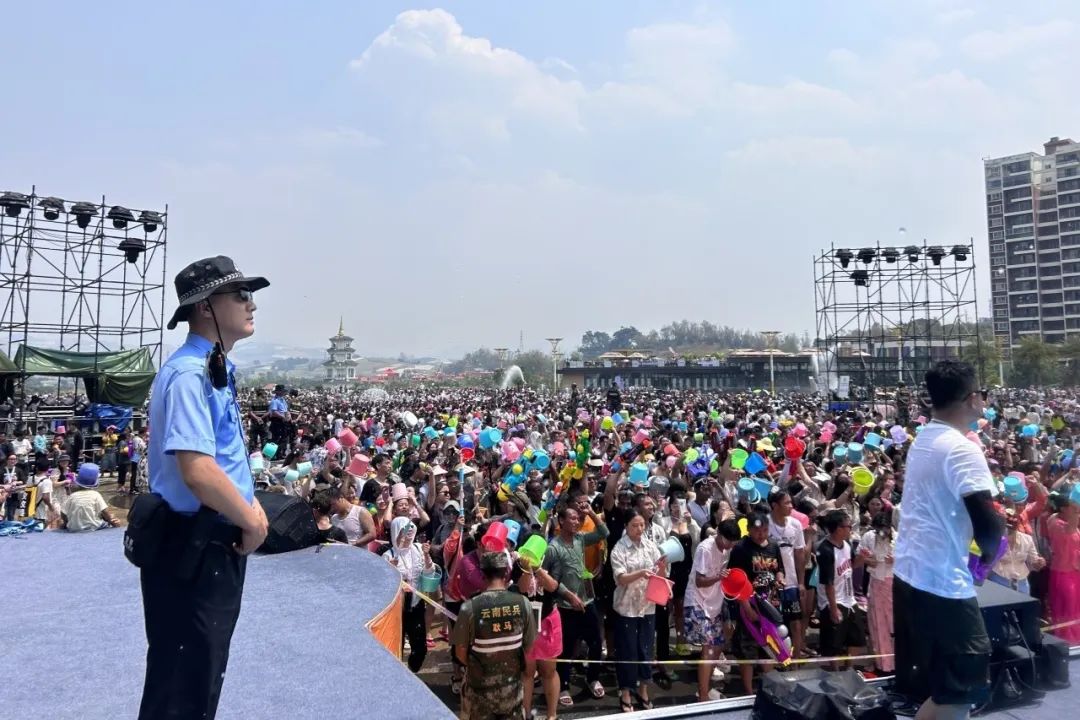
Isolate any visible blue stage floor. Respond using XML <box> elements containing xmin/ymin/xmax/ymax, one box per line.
<box><xmin>2</xmin><ymin>529</ymin><xmax>454</xmax><ymax>719</ymax></box>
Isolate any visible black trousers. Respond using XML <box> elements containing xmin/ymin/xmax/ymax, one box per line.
<box><xmin>117</xmin><ymin>461</ymin><xmax>132</xmax><ymax>489</ymax></box>
<box><xmin>557</xmin><ymin>602</ymin><xmax>603</xmax><ymax>689</ymax></box>
<box><xmin>138</xmin><ymin>537</ymin><xmax>247</xmax><ymax>720</ymax></box>
<box><xmin>655</xmin><ymin>600</ymin><xmax>671</xmax><ymax>663</ymax></box>
<box><xmin>401</xmin><ymin>593</ymin><xmax>428</xmax><ymax>672</ymax></box>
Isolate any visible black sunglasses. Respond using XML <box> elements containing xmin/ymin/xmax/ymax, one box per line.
<box><xmin>211</xmin><ymin>288</ymin><xmax>255</xmax><ymax>302</ymax></box>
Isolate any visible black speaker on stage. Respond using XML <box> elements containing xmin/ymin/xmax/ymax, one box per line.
<box><xmin>976</xmin><ymin>582</ymin><xmax>1041</xmax><ymax>653</ymax></box>
<box><xmin>1036</xmin><ymin>633</ymin><xmax>1071</xmax><ymax>690</ymax></box>
<box><xmin>255</xmin><ymin>490</ymin><xmax>319</xmax><ymax>554</ymax></box>
<box><xmin>752</xmin><ymin>668</ymin><xmax>895</xmax><ymax>720</ymax></box>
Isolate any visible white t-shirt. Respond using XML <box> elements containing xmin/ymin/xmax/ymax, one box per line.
<box><xmin>62</xmin><ymin>490</ymin><xmax>109</xmax><ymax>532</ymax></box>
<box><xmin>683</xmin><ymin>538</ymin><xmax>731</xmax><ymax>619</ymax></box>
<box><xmin>894</xmin><ymin>419</ymin><xmax>996</xmax><ymax>599</ymax></box>
<box><xmin>31</xmin><ymin>474</ymin><xmax>52</xmax><ymax>520</ymax></box>
<box><xmin>769</xmin><ymin>514</ymin><xmax>806</xmax><ymax>589</ymax></box>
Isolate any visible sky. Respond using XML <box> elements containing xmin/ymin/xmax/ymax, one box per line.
<box><xmin>3</xmin><ymin>1</ymin><xmax>1079</xmax><ymax>358</ymax></box>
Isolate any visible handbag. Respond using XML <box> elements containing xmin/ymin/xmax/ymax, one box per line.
<box><xmin>123</xmin><ymin>493</ymin><xmax>171</xmax><ymax>568</ymax></box>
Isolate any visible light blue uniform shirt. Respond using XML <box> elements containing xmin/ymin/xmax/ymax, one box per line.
<box><xmin>148</xmin><ymin>333</ymin><xmax>253</xmax><ymax>514</ymax></box>
<box><xmin>268</xmin><ymin>395</ymin><xmax>288</xmax><ymax>417</ymax></box>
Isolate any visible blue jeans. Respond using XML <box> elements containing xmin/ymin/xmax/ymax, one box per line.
<box><xmin>613</xmin><ymin>613</ymin><xmax>656</xmax><ymax>690</ymax></box>
<box><xmin>989</xmin><ymin>572</ymin><xmax>1030</xmax><ymax>595</ymax></box>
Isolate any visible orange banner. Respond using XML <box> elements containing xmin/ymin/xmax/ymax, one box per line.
<box><xmin>366</xmin><ymin>583</ymin><xmax>404</xmax><ymax>659</ymax></box>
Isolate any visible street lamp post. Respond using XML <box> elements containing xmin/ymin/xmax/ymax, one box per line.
<box><xmin>546</xmin><ymin>337</ymin><xmax>562</xmax><ymax>392</ymax></box>
<box><xmin>762</xmin><ymin>330</ymin><xmax>781</xmax><ymax>395</ymax></box>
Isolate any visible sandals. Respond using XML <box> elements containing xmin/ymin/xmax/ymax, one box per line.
<box><xmin>620</xmin><ymin>696</ymin><xmax>635</xmax><ymax>713</ymax></box>
<box><xmin>590</xmin><ymin>681</ymin><xmax>606</xmax><ymax>699</ymax></box>
<box><xmin>559</xmin><ymin>691</ymin><xmax>574</xmax><ymax>707</ymax></box>
<box><xmin>633</xmin><ymin>691</ymin><xmax>653</xmax><ymax>710</ymax></box>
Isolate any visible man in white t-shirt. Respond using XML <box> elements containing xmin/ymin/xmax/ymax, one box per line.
<box><xmin>683</xmin><ymin>519</ymin><xmax>741</xmax><ymax>702</ymax></box>
<box><xmin>894</xmin><ymin>361</ymin><xmax>1003</xmax><ymax>718</ymax></box>
<box><xmin>768</xmin><ymin>489</ymin><xmax>807</xmax><ymax>660</ymax></box>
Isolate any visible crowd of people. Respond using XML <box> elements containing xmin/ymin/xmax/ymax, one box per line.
<box><xmin>0</xmin><ymin>421</ymin><xmax>144</xmax><ymax>529</ymax></box>
<box><xmin>238</xmin><ymin>378</ymin><xmax>1080</xmax><ymax>718</ymax></box>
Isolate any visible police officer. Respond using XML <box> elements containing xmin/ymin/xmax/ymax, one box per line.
<box><xmin>137</xmin><ymin>256</ymin><xmax>271</xmax><ymax>720</ymax></box>
<box><xmin>451</xmin><ymin>550</ymin><xmax>537</xmax><ymax>720</ymax></box>
<box><xmin>267</xmin><ymin>383</ymin><xmax>290</xmax><ymax>457</ymax></box>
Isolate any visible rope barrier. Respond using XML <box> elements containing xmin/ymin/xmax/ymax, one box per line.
<box><xmin>404</xmin><ymin>581</ymin><xmax>1080</xmax><ymax>668</ymax></box>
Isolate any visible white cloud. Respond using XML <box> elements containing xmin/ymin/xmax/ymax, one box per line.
<box><xmin>960</xmin><ymin>20</ymin><xmax>1074</xmax><ymax>61</ymax></box>
<box><xmin>351</xmin><ymin>8</ymin><xmax>586</xmax><ymax>142</ymax></box>
<box><xmin>161</xmin><ymin>7</ymin><xmax>1080</xmax><ymax>352</ymax></box>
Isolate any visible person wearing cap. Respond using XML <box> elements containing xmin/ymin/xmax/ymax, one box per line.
<box><xmin>726</xmin><ymin>511</ymin><xmax>784</xmax><ymax>696</ymax></box>
<box><xmin>267</xmin><ymin>384</ymin><xmax>291</xmax><ymax>458</ymax></box>
<box><xmin>137</xmin><ymin>255</ymin><xmax>270</xmax><ymax>720</ymax></box>
<box><xmin>451</xmin><ymin>550</ymin><xmax>537</xmax><ymax>720</ymax></box>
<box><xmin>60</xmin><ymin>463</ymin><xmax>121</xmax><ymax>532</ymax></box>
<box><xmin>893</xmin><ymin>361</ymin><xmax>1002</xmax><ymax>717</ymax></box>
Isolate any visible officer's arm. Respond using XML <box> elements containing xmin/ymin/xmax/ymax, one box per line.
<box><xmin>176</xmin><ymin>451</ymin><xmax>261</xmax><ymax>532</ymax></box>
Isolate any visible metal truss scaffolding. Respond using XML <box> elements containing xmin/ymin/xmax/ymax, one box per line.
<box><xmin>0</xmin><ymin>187</ymin><xmax>167</xmax><ymax>405</ymax></box>
<box><xmin>813</xmin><ymin>240</ymin><xmax>982</xmax><ymax>395</ymax></box>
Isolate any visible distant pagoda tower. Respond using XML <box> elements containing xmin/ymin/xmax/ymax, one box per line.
<box><xmin>324</xmin><ymin>317</ymin><xmax>358</xmax><ymax>382</ymax></box>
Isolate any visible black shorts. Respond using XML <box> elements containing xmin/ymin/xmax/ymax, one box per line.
<box><xmin>817</xmin><ymin>605</ymin><xmax>866</xmax><ymax>656</ymax></box>
<box><xmin>779</xmin><ymin>587</ymin><xmax>803</xmax><ymax>624</ymax></box>
<box><xmin>893</xmin><ymin>576</ymin><xmax>991</xmax><ymax>706</ymax></box>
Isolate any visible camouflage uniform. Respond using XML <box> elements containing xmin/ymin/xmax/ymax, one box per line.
<box><xmin>451</xmin><ymin>562</ymin><xmax>537</xmax><ymax>720</ymax></box>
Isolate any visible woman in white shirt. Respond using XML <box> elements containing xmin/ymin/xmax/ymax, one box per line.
<box><xmin>858</xmin><ymin>512</ymin><xmax>895</xmax><ymax>673</ymax></box>
<box><xmin>990</xmin><ymin>510</ymin><xmax>1045</xmax><ymax>595</ymax></box>
<box><xmin>609</xmin><ymin>510</ymin><xmax>666</xmax><ymax>712</ymax></box>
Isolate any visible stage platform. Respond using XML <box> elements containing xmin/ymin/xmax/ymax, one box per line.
<box><xmin>3</xmin><ymin>528</ymin><xmax>454</xmax><ymax>719</ymax></box>
<box><xmin>584</xmin><ymin>663</ymin><xmax>1079</xmax><ymax>720</ymax></box>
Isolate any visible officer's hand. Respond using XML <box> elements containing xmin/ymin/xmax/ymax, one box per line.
<box><xmin>236</xmin><ymin>500</ymin><xmax>269</xmax><ymax>555</ymax></box>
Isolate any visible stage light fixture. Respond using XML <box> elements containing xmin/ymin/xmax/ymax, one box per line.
<box><xmin>883</xmin><ymin>247</ymin><xmax>899</xmax><ymax>263</ymax></box>
<box><xmin>0</xmin><ymin>191</ymin><xmax>29</xmax><ymax>217</ymax></box>
<box><xmin>70</xmin><ymin>202</ymin><xmax>97</xmax><ymax>229</ymax></box>
<box><xmin>118</xmin><ymin>237</ymin><xmax>146</xmax><ymax>264</ymax></box>
<box><xmin>951</xmin><ymin>245</ymin><xmax>969</xmax><ymax>262</ymax></box>
<box><xmin>108</xmin><ymin>205</ymin><xmax>134</xmax><ymax>229</ymax></box>
<box><xmin>927</xmin><ymin>246</ymin><xmax>945</xmax><ymax>266</ymax></box>
<box><xmin>904</xmin><ymin>245</ymin><xmax>921</xmax><ymax>263</ymax></box>
<box><xmin>836</xmin><ymin>249</ymin><xmax>854</xmax><ymax>268</ymax></box>
<box><xmin>850</xmin><ymin>269</ymin><xmax>869</xmax><ymax>287</ymax></box>
<box><xmin>857</xmin><ymin>248</ymin><xmax>877</xmax><ymax>264</ymax></box>
<box><xmin>138</xmin><ymin>210</ymin><xmax>162</xmax><ymax>233</ymax></box>
<box><xmin>37</xmin><ymin>197</ymin><xmax>64</xmax><ymax>221</ymax></box>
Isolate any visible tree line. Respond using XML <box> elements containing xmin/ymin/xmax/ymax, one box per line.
<box><xmin>579</xmin><ymin>322</ymin><xmax>806</xmax><ymax>358</ymax></box>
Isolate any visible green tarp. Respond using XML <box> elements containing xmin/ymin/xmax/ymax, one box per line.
<box><xmin>0</xmin><ymin>350</ymin><xmax>17</xmax><ymax>373</ymax></box>
<box><xmin>10</xmin><ymin>345</ymin><xmax>155</xmax><ymax>406</ymax></box>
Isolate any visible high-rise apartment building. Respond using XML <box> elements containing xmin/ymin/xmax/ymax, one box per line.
<box><xmin>985</xmin><ymin>136</ymin><xmax>1080</xmax><ymax>353</ymax></box>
